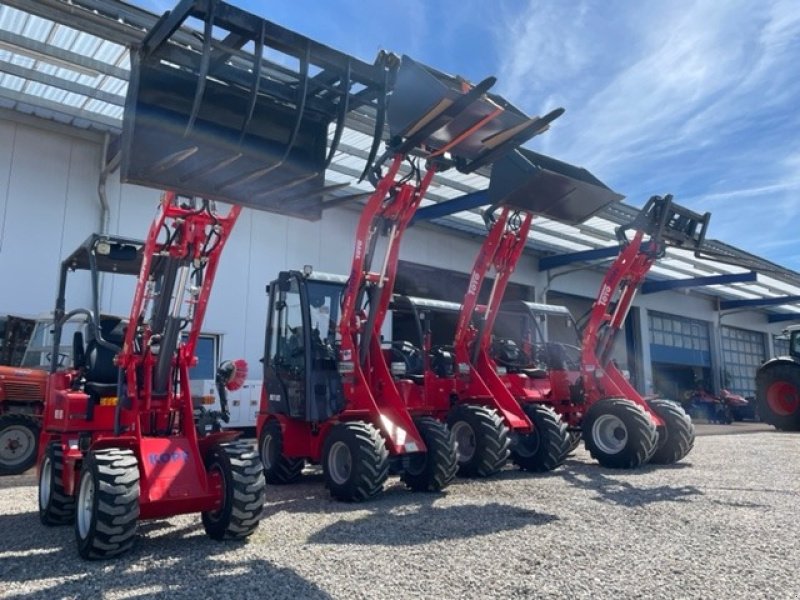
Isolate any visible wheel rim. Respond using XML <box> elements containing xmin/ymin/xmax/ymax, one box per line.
<box><xmin>77</xmin><ymin>470</ymin><xmax>94</xmax><ymax>539</ymax></box>
<box><xmin>261</xmin><ymin>432</ymin><xmax>276</xmax><ymax>470</ymax></box>
<box><xmin>591</xmin><ymin>414</ymin><xmax>628</xmax><ymax>455</ymax></box>
<box><xmin>39</xmin><ymin>456</ymin><xmax>52</xmax><ymax>509</ymax></box>
<box><xmin>766</xmin><ymin>381</ymin><xmax>800</xmax><ymax>416</ymax></box>
<box><xmin>451</xmin><ymin>420</ymin><xmax>476</xmax><ymax>464</ymax></box>
<box><xmin>0</xmin><ymin>424</ymin><xmax>35</xmax><ymax>467</ymax></box>
<box><xmin>327</xmin><ymin>441</ymin><xmax>352</xmax><ymax>485</ymax></box>
<box><xmin>514</xmin><ymin>430</ymin><xmax>540</xmax><ymax>458</ymax></box>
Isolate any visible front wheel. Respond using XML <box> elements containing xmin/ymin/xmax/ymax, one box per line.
<box><xmin>582</xmin><ymin>398</ymin><xmax>657</xmax><ymax>469</ymax></box>
<box><xmin>39</xmin><ymin>441</ymin><xmax>75</xmax><ymax>526</ymax></box>
<box><xmin>202</xmin><ymin>443</ymin><xmax>266</xmax><ymax>540</ymax></box>
<box><xmin>648</xmin><ymin>399</ymin><xmax>695</xmax><ymax>464</ymax></box>
<box><xmin>75</xmin><ymin>448</ymin><xmax>140</xmax><ymax>560</ymax></box>
<box><xmin>400</xmin><ymin>417</ymin><xmax>457</xmax><ymax>492</ymax></box>
<box><xmin>447</xmin><ymin>404</ymin><xmax>510</xmax><ymax>478</ymax></box>
<box><xmin>322</xmin><ymin>421</ymin><xmax>389</xmax><ymax>502</ymax></box>
<box><xmin>259</xmin><ymin>419</ymin><xmax>304</xmax><ymax>484</ymax></box>
<box><xmin>0</xmin><ymin>413</ymin><xmax>40</xmax><ymax>475</ymax></box>
<box><xmin>511</xmin><ymin>404</ymin><xmax>569</xmax><ymax>472</ymax></box>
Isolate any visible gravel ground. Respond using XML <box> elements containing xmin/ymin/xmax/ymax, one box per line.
<box><xmin>0</xmin><ymin>427</ymin><xmax>798</xmax><ymax>599</ymax></box>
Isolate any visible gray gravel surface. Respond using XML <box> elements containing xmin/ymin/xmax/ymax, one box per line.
<box><xmin>0</xmin><ymin>429</ymin><xmax>798</xmax><ymax>599</ymax></box>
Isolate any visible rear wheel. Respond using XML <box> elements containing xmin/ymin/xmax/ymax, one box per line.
<box><xmin>648</xmin><ymin>399</ymin><xmax>695</xmax><ymax>464</ymax></box>
<box><xmin>39</xmin><ymin>441</ymin><xmax>75</xmax><ymax>526</ymax></box>
<box><xmin>400</xmin><ymin>417</ymin><xmax>457</xmax><ymax>492</ymax></box>
<box><xmin>75</xmin><ymin>448</ymin><xmax>139</xmax><ymax>560</ymax></box>
<box><xmin>447</xmin><ymin>404</ymin><xmax>510</xmax><ymax>477</ymax></box>
<box><xmin>202</xmin><ymin>443</ymin><xmax>266</xmax><ymax>540</ymax></box>
<box><xmin>756</xmin><ymin>364</ymin><xmax>800</xmax><ymax>431</ymax></box>
<box><xmin>322</xmin><ymin>421</ymin><xmax>389</xmax><ymax>502</ymax></box>
<box><xmin>511</xmin><ymin>404</ymin><xmax>569</xmax><ymax>472</ymax></box>
<box><xmin>259</xmin><ymin>419</ymin><xmax>304</xmax><ymax>484</ymax></box>
<box><xmin>0</xmin><ymin>413</ymin><xmax>40</xmax><ymax>475</ymax></box>
<box><xmin>582</xmin><ymin>398</ymin><xmax>657</xmax><ymax>469</ymax></box>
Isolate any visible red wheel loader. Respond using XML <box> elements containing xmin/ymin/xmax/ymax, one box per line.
<box><xmin>257</xmin><ymin>54</ymin><xmax>556</xmax><ymax>500</ymax></box>
<box><xmin>484</xmin><ymin>191</ymin><xmax>709</xmax><ymax>468</ymax></box>
<box><xmin>37</xmin><ymin>0</ymin><xmax>404</xmax><ymax>557</ymax></box>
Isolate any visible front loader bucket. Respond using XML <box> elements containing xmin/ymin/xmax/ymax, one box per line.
<box><xmin>387</xmin><ymin>56</ymin><xmax>564</xmax><ymax>173</ymax></box>
<box><xmin>488</xmin><ymin>147</ymin><xmax>623</xmax><ymax>224</ymax></box>
<box><xmin>122</xmin><ymin>0</ymin><xmax>386</xmax><ymax>219</ymax></box>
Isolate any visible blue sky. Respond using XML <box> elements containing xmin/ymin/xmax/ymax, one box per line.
<box><xmin>133</xmin><ymin>0</ymin><xmax>800</xmax><ymax>270</ymax></box>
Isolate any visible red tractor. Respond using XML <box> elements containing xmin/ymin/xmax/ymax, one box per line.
<box><xmin>755</xmin><ymin>325</ymin><xmax>800</xmax><ymax>431</ymax></box>
<box><xmin>257</xmin><ymin>54</ymin><xmax>555</xmax><ymax>499</ymax></box>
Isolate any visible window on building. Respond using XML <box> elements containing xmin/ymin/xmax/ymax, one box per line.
<box><xmin>721</xmin><ymin>326</ymin><xmax>765</xmax><ymax>396</ymax></box>
<box><xmin>183</xmin><ymin>333</ymin><xmax>219</xmax><ymax>380</ymax></box>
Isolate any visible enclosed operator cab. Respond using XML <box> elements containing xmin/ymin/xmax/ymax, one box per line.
<box><xmin>264</xmin><ymin>270</ymin><xmax>348</xmax><ymax>423</ymax></box>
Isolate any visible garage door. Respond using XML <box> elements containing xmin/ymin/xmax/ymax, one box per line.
<box><xmin>649</xmin><ymin>311</ymin><xmax>711</xmax><ymax>366</ymax></box>
<box><xmin>721</xmin><ymin>326</ymin><xmax>766</xmax><ymax>396</ymax></box>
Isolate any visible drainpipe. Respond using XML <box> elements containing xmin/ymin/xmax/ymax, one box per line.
<box><xmin>97</xmin><ymin>134</ymin><xmax>122</xmax><ymax>234</ymax></box>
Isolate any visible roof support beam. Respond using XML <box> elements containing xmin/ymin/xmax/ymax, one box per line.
<box><xmin>720</xmin><ymin>295</ymin><xmax>800</xmax><ymax>310</ymax></box>
<box><xmin>538</xmin><ymin>246</ymin><xmax>619</xmax><ymax>271</ymax></box>
<box><xmin>0</xmin><ymin>29</ymin><xmax>129</xmax><ymax>81</ymax></box>
<box><xmin>411</xmin><ymin>191</ymin><xmax>489</xmax><ymax>223</ymax></box>
<box><xmin>0</xmin><ymin>59</ymin><xmax>126</xmax><ymax>106</ymax></box>
<box><xmin>0</xmin><ymin>87</ymin><xmax>120</xmax><ymax>131</ymax></box>
<box><xmin>767</xmin><ymin>313</ymin><xmax>800</xmax><ymax>324</ymax></box>
<box><xmin>642</xmin><ymin>271</ymin><xmax>758</xmax><ymax>295</ymax></box>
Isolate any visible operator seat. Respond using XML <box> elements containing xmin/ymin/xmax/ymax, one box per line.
<box><xmin>83</xmin><ymin>317</ymin><xmax>126</xmax><ymax>418</ymax></box>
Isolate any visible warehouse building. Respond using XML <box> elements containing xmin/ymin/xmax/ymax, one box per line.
<box><xmin>1</xmin><ymin>0</ymin><xmax>799</xmax><ymax>428</ymax></box>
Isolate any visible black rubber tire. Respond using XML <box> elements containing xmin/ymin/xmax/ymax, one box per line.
<box><xmin>0</xmin><ymin>413</ymin><xmax>40</xmax><ymax>475</ymax></box>
<box><xmin>202</xmin><ymin>443</ymin><xmax>266</xmax><ymax>540</ymax></box>
<box><xmin>259</xmin><ymin>419</ymin><xmax>304</xmax><ymax>484</ymax></box>
<box><xmin>447</xmin><ymin>404</ymin><xmax>510</xmax><ymax>478</ymax></box>
<box><xmin>75</xmin><ymin>448</ymin><xmax>140</xmax><ymax>560</ymax></box>
<box><xmin>566</xmin><ymin>431</ymin><xmax>582</xmax><ymax>456</ymax></box>
<box><xmin>648</xmin><ymin>399</ymin><xmax>695</xmax><ymax>465</ymax></box>
<box><xmin>400</xmin><ymin>417</ymin><xmax>457</xmax><ymax>492</ymax></box>
<box><xmin>511</xmin><ymin>404</ymin><xmax>569</xmax><ymax>472</ymax></box>
<box><xmin>39</xmin><ymin>441</ymin><xmax>75</xmax><ymax>526</ymax></box>
<box><xmin>322</xmin><ymin>421</ymin><xmax>389</xmax><ymax>502</ymax></box>
<box><xmin>582</xmin><ymin>398</ymin><xmax>658</xmax><ymax>469</ymax></box>
<box><xmin>756</xmin><ymin>364</ymin><xmax>800</xmax><ymax>431</ymax></box>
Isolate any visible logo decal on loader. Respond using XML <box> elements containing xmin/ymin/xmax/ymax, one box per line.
<box><xmin>148</xmin><ymin>450</ymin><xmax>189</xmax><ymax>465</ymax></box>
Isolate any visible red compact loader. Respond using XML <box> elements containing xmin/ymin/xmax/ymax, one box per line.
<box><xmin>484</xmin><ymin>191</ymin><xmax>708</xmax><ymax>468</ymax></box>
<box><xmin>37</xmin><ymin>0</ymin><xmax>403</xmax><ymax>557</ymax></box>
<box><xmin>257</xmin><ymin>54</ymin><xmax>558</xmax><ymax>500</ymax></box>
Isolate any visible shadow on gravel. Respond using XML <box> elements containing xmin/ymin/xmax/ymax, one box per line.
<box><xmin>559</xmin><ymin>464</ymin><xmax>703</xmax><ymax>507</ymax></box>
<box><xmin>0</xmin><ymin>514</ymin><xmax>331</xmax><ymax>599</ymax></box>
<box><xmin>307</xmin><ymin>500</ymin><xmax>558</xmax><ymax>546</ymax></box>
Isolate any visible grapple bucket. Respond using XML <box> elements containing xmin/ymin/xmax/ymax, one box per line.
<box><xmin>387</xmin><ymin>56</ymin><xmax>564</xmax><ymax>172</ymax></box>
<box><xmin>122</xmin><ymin>0</ymin><xmax>387</xmax><ymax>219</ymax></box>
<box><xmin>620</xmin><ymin>195</ymin><xmax>710</xmax><ymax>249</ymax></box>
<box><xmin>487</xmin><ymin>148</ymin><xmax>623</xmax><ymax>225</ymax></box>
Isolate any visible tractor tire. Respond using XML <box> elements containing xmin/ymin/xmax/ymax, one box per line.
<box><xmin>322</xmin><ymin>421</ymin><xmax>389</xmax><ymax>502</ymax></box>
<box><xmin>566</xmin><ymin>431</ymin><xmax>582</xmax><ymax>456</ymax></box>
<box><xmin>39</xmin><ymin>441</ymin><xmax>75</xmax><ymax>526</ymax></box>
<box><xmin>582</xmin><ymin>398</ymin><xmax>658</xmax><ymax>469</ymax></box>
<box><xmin>75</xmin><ymin>448</ymin><xmax>140</xmax><ymax>560</ymax></box>
<box><xmin>0</xmin><ymin>413</ymin><xmax>40</xmax><ymax>475</ymax></box>
<box><xmin>400</xmin><ymin>417</ymin><xmax>457</xmax><ymax>492</ymax></box>
<box><xmin>202</xmin><ymin>443</ymin><xmax>265</xmax><ymax>540</ymax></box>
<box><xmin>447</xmin><ymin>404</ymin><xmax>510</xmax><ymax>478</ymax></box>
<box><xmin>756</xmin><ymin>364</ymin><xmax>800</xmax><ymax>431</ymax></box>
<box><xmin>648</xmin><ymin>399</ymin><xmax>695</xmax><ymax>465</ymax></box>
<box><xmin>259</xmin><ymin>419</ymin><xmax>304</xmax><ymax>484</ymax></box>
<box><xmin>511</xmin><ymin>404</ymin><xmax>569</xmax><ymax>473</ymax></box>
